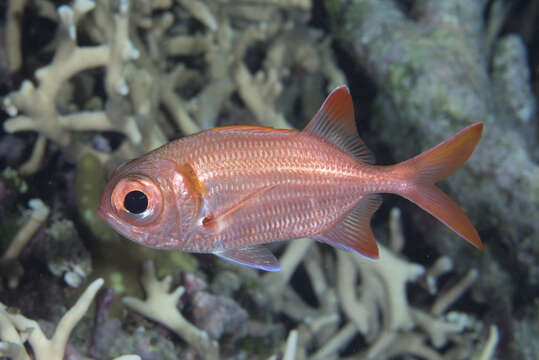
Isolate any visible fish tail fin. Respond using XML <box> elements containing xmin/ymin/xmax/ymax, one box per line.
<box><xmin>396</xmin><ymin>123</ymin><xmax>483</xmax><ymax>249</ymax></box>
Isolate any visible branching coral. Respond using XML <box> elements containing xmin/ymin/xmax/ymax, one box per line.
<box><xmin>0</xmin><ymin>199</ymin><xmax>50</xmax><ymax>289</ymax></box>
<box><xmin>248</xmin><ymin>207</ymin><xmax>496</xmax><ymax>359</ymax></box>
<box><xmin>0</xmin><ymin>278</ymin><xmax>101</xmax><ymax>360</ymax></box>
<box><xmin>3</xmin><ymin>0</ymin><xmax>143</xmax><ymax>172</ymax></box>
<box><xmin>0</xmin><ymin>278</ymin><xmax>142</xmax><ymax>360</ymax></box>
<box><xmin>5</xmin><ymin>0</ymin><xmax>28</xmax><ymax>74</ymax></box>
<box><xmin>122</xmin><ymin>261</ymin><xmax>219</xmax><ymax>360</ymax></box>
<box><xmin>3</xmin><ymin>0</ymin><xmax>344</xmax><ymax>176</ymax></box>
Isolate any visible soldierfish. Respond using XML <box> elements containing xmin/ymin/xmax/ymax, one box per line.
<box><xmin>97</xmin><ymin>86</ymin><xmax>483</xmax><ymax>271</ymax></box>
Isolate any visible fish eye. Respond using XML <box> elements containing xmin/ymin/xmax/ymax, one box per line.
<box><xmin>111</xmin><ymin>176</ymin><xmax>163</xmax><ymax>225</ymax></box>
<box><xmin>124</xmin><ymin>190</ymin><xmax>148</xmax><ymax>214</ymax></box>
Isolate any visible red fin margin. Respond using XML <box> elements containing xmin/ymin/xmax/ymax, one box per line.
<box><xmin>397</xmin><ymin>123</ymin><xmax>484</xmax><ymax>249</ymax></box>
<box><xmin>302</xmin><ymin>86</ymin><xmax>375</xmax><ymax>164</ymax></box>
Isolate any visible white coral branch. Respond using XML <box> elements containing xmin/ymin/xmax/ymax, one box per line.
<box><xmin>122</xmin><ymin>261</ymin><xmax>219</xmax><ymax>360</ymax></box>
<box><xmin>1</xmin><ymin>199</ymin><xmax>50</xmax><ymax>263</ymax></box>
<box><xmin>431</xmin><ymin>268</ymin><xmax>479</xmax><ymax>315</ymax></box>
<box><xmin>0</xmin><ymin>310</ymin><xmax>31</xmax><ymax>360</ymax></box>
<box><xmin>329</xmin><ymin>207</ymin><xmax>481</xmax><ymax>358</ymax></box>
<box><xmin>0</xmin><ymin>199</ymin><xmax>50</xmax><ymax>289</ymax></box>
<box><xmin>177</xmin><ymin>0</ymin><xmax>217</xmax><ymax>31</ymax></box>
<box><xmin>112</xmin><ymin>356</ymin><xmax>141</xmax><ymax>360</ymax></box>
<box><xmin>263</xmin><ymin>238</ymin><xmax>313</xmax><ymax>298</ymax></box>
<box><xmin>2</xmin><ymin>0</ymin><xmax>140</xmax><ymax>172</ymax></box>
<box><xmin>282</xmin><ymin>329</ymin><xmax>298</xmax><ymax>360</ymax></box>
<box><xmin>478</xmin><ymin>325</ymin><xmax>499</xmax><ymax>360</ymax></box>
<box><xmin>0</xmin><ymin>278</ymin><xmax>104</xmax><ymax>360</ymax></box>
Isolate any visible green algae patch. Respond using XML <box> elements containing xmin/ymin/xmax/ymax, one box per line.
<box><xmin>2</xmin><ymin>168</ymin><xmax>28</xmax><ymax>194</ymax></box>
<box><xmin>76</xmin><ymin>153</ymin><xmax>119</xmax><ymax>242</ymax></box>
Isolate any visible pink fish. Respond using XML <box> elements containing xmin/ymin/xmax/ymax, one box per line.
<box><xmin>98</xmin><ymin>86</ymin><xmax>483</xmax><ymax>271</ymax></box>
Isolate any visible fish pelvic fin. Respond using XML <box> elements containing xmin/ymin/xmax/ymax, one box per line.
<box><xmin>214</xmin><ymin>246</ymin><xmax>281</xmax><ymax>272</ymax></box>
<box><xmin>395</xmin><ymin>123</ymin><xmax>484</xmax><ymax>249</ymax></box>
<box><xmin>314</xmin><ymin>194</ymin><xmax>382</xmax><ymax>259</ymax></box>
<box><xmin>302</xmin><ymin>85</ymin><xmax>375</xmax><ymax>164</ymax></box>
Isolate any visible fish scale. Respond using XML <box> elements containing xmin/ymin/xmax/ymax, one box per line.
<box><xmin>157</xmin><ymin>143</ymin><xmax>353</xmax><ymax>250</ymax></box>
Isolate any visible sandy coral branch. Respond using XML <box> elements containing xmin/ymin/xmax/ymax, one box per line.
<box><xmin>375</xmin><ymin>332</ymin><xmax>443</xmax><ymax>360</ymax></box>
<box><xmin>310</xmin><ymin>322</ymin><xmax>357</xmax><ymax>360</ymax></box>
<box><xmin>411</xmin><ymin>309</ymin><xmax>467</xmax><ymax>348</ymax></box>
<box><xmin>0</xmin><ymin>311</ymin><xmax>30</xmax><ymax>359</ymax></box>
<box><xmin>0</xmin><ymin>278</ymin><xmax>104</xmax><ymax>360</ymax></box>
<box><xmin>422</xmin><ymin>256</ymin><xmax>453</xmax><ymax>295</ymax></box>
<box><xmin>388</xmin><ymin>208</ymin><xmax>404</xmax><ymax>252</ymax></box>
<box><xmin>263</xmin><ymin>238</ymin><xmax>313</xmax><ymax>298</ymax></box>
<box><xmin>160</xmin><ymin>84</ymin><xmax>201</xmax><ymax>136</ymax></box>
<box><xmin>330</xmin><ymin>207</ymin><xmax>482</xmax><ymax>358</ymax></box>
<box><xmin>234</xmin><ymin>63</ymin><xmax>290</xmax><ymax>129</ymax></box>
<box><xmin>5</xmin><ymin>0</ymin><xmax>29</xmax><ymax>73</ymax></box>
<box><xmin>246</xmin><ymin>0</ymin><xmax>311</xmax><ymax>10</ymax></box>
<box><xmin>1</xmin><ymin>199</ymin><xmax>50</xmax><ymax>262</ymax></box>
<box><xmin>177</xmin><ymin>0</ymin><xmax>218</xmax><ymax>31</ymax></box>
<box><xmin>50</xmin><ymin>279</ymin><xmax>104</xmax><ymax>354</ymax></box>
<box><xmin>336</xmin><ymin>250</ymin><xmax>371</xmax><ymax>334</ymax></box>
<box><xmin>479</xmin><ymin>325</ymin><xmax>499</xmax><ymax>360</ymax></box>
<box><xmin>352</xmin><ymin>246</ymin><xmax>425</xmax><ymax>332</ymax></box>
<box><xmin>431</xmin><ymin>268</ymin><xmax>479</xmax><ymax>315</ymax></box>
<box><xmin>122</xmin><ymin>261</ymin><xmax>218</xmax><ymax>360</ymax></box>
<box><xmin>2</xmin><ymin>0</ymin><xmax>141</xmax><ymax>172</ymax></box>
<box><xmin>282</xmin><ymin>329</ymin><xmax>298</xmax><ymax>360</ymax></box>
<box><xmin>0</xmin><ymin>198</ymin><xmax>50</xmax><ymax>289</ymax></box>
<box><xmin>18</xmin><ymin>135</ymin><xmax>47</xmax><ymax>176</ymax></box>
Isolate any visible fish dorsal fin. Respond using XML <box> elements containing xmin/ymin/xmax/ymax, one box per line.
<box><xmin>214</xmin><ymin>246</ymin><xmax>281</xmax><ymax>272</ymax></box>
<box><xmin>314</xmin><ymin>194</ymin><xmax>382</xmax><ymax>259</ymax></box>
<box><xmin>302</xmin><ymin>86</ymin><xmax>374</xmax><ymax>164</ymax></box>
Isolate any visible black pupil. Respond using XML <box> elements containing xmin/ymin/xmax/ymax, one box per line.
<box><xmin>124</xmin><ymin>190</ymin><xmax>148</xmax><ymax>214</ymax></box>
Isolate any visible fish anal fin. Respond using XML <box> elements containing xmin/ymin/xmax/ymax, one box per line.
<box><xmin>314</xmin><ymin>194</ymin><xmax>382</xmax><ymax>259</ymax></box>
<box><xmin>302</xmin><ymin>85</ymin><xmax>374</xmax><ymax>164</ymax></box>
<box><xmin>202</xmin><ymin>185</ymin><xmax>277</xmax><ymax>232</ymax></box>
<box><xmin>214</xmin><ymin>246</ymin><xmax>281</xmax><ymax>272</ymax></box>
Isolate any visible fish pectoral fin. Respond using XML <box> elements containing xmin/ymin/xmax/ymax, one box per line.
<box><xmin>202</xmin><ymin>185</ymin><xmax>277</xmax><ymax>232</ymax></box>
<box><xmin>214</xmin><ymin>246</ymin><xmax>281</xmax><ymax>272</ymax></box>
<box><xmin>314</xmin><ymin>193</ymin><xmax>382</xmax><ymax>259</ymax></box>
